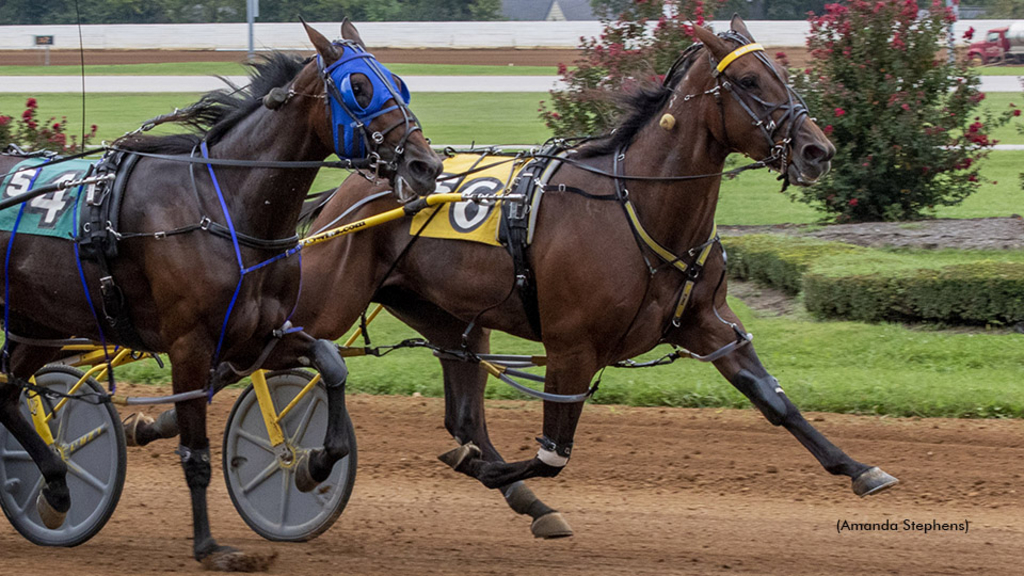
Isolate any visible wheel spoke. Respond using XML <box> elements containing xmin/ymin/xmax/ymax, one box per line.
<box><xmin>0</xmin><ymin>449</ymin><xmax>33</xmax><ymax>461</ymax></box>
<box><xmin>241</xmin><ymin>460</ymin><xmax>280</xmax><ymax>495</ymax></box>
<box><xmin>10</xmin><ymin>474</ymin><xmax>44</xmax><ymax>518</ymax></box>
<box><xmin>235</xmin><ymin>428</ymin><xmax>275</xmax><ymax>454</ymax></box>
<box><xmin>65</xmin><ymin>423</ymin><xmax>108</xmax><ymax>456</ymax></box>
<box><xmin>278</xmin><ymin>468</ymin><xmax>292</xmax><ymax>528</ymax></box>
<box><xmin>58</xmin><ymin>402</ymin><xmax>72</xmax><ymax>445</ymax></box>
<box><xmin>66</xmin><ymin>460</ymin><xmax>107</xmax><ymax>493</ymax></box>
<box><xmin>289</xmin><ymin>396</ymin><xmax>320</xmax><ymax>445</ymax></box>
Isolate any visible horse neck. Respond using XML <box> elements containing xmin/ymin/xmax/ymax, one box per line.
<box><xmin>201</xmin><ymin>102</ymin><xmax>329</xmax><ymax>240</ymax></box>
<box><xmin>616</xmin><ymin>104</ymin><xmax>729</xmax><ymax>255</ymax></box>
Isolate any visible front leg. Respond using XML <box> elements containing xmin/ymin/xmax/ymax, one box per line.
<box><xmin>671</xmin><ymin>303</ymin><xmax>898</xmax><ymax>496</ymax></box>
<box><xmin>456</xmin><ymin>349</ymin><xmax>597</xmax><ymax>491</ymax></box>
<box><xmin>294</xmin><ymin>338</ymin><xmax>352</xmax><ymax>492</ymax></box>
<box><xmin>169</xmin><ymin>342</ymin><xmax>276</xmax><ymax>571</ymax></box>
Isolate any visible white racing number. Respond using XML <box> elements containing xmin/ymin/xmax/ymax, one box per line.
<box><xmin>3</xmin><ymin>168</ymin><xmax>82</xmax><ymax>228</ymax></box>
<box><xmin>448</xmin><ymin>177</ymin><xmax>502</xmax><ymax>233</ymax></box>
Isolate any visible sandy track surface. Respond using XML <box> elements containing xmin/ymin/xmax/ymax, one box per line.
<box><xmin>2</xmin><ymin>387</ymin><xmax>1020</xmax><ymax>575</ymax></box>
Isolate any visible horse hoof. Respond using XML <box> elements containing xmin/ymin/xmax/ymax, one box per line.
<box><xmin>852</xmin><ymin>466</ymin><xmax>899</xmax><ymax>497</ymax></box>
<box><xmin>531</xmin><ymin>512</ymin><xmax>574</xmax><ymax>539</ymax></box>
<box><xmin>123</xmin><ymin>412</ymin><xmax>154</xmax><ymax>447</ymax></box>
<box><xmin>200</xmin><ymin>546</ymin><xmax>277</xmax><ymax>572</ymax></box>
<box><xmin>438</xmin><ymin>442</ymin><xmax>481</xmax><ymax>471</ymax></box>
<box><xmin>36</xmin><ymin>491</ymin><xmax>67</xmax><ymax>529</ymax></box>
<box><xmin>294</xmin><ymin>452</ymin><xmax>319</xmax><ymax>493</ymax></box>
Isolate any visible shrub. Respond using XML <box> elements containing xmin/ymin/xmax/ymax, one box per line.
<box><xmin>541</xmin><ymin>0</ymin><xmax>725</xmax><ymax>138</ymax></box>
<box><xmin>723</xmin><ymin>234</ymin><xmax>865</xmax><ymax>295</ymax></box>
<box><xmin>1</xmin><ymin>97</ymin><xmax>97</xmax><ymax>153</ymax></box>
<box><xmin>788</xmin><ymin>0</ymin><xmax>1020</xmax><ymax>222</ymax></box>
<box><xmin>804</xmin><ymin>261</ymin><xmax>1024</xmax><ymax>325</ymax></box>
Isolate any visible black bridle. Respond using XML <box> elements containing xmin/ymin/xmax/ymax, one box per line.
<box><xmin>697</xmin><ymin>31</ymin><xmax>812</xmax><ymax>184</ymax></box>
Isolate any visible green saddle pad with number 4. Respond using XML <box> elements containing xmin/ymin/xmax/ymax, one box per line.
<box><xmin>0</xmin><ymin>157</ymin><xmax>95</xmax><ymax>239</ymax></box>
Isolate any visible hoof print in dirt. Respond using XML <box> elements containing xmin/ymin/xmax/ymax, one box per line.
<box><xmin>200</xmin><ymin>547</ymin><xmax>277</xmax><ymax>572</ymax></box>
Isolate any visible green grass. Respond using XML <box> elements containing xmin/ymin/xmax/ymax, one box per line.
<box><xmin>103</xmin><ymin>298</ymin><xmax>1024</xmax><ymax>418</ymax></box>
<box><xmin>973</xmin><ymin>66</ymin><xmax>1024</xmax><ymax>76</ymax></box>
<box><xmin>3</xmin><ymin>92</ymin><xmax>1021</xmax><ymax>226</ymax></box>
<box><xmin>0</xmin><ymin>62</ymin><xmax>558</xmax><ymax>77</ymax></box>
<box><xmin>977</xmin><ymin>92</ymin><xmax>1024</xmax><ymax>145</ymax></box>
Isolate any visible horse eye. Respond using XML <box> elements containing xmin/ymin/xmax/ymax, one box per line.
<box><xmin>740</xmin><ymin>76</ymin><xmax>759</xmax><ymax>90</ymax></box>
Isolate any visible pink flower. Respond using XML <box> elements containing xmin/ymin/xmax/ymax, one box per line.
<box><xmin>25</xmin><ymin>98</ymin><xmax>37</xmax><ymax>109</ymax></box>
<box><xmin>963</xmin><ymin>26</ymin><xmax>975</xmax><ymax>41</ymax></box>
<box><xmin>824</xmin><ymin>125</ymin><xmax>834</xmax><ymax>135</ymax></box>
<box><xmin>834</xmin><ymin>107</ymin><xmax>846</xmax><ymax>117</ymax></box>
<box><xmin>848</xmin><ymin>198</ymin><xmax>859</xmax><ymax>207</ymax></box>
<box><xmin>1014</xmin><ymin>109</ymin><xmax>1022</xmax><ymax>117</ymax></box>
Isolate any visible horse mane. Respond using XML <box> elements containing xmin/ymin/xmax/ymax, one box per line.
<box><xmin>577</xmin><ymin>45</ymin><xmax>703</xmax><ymax>158</ymax></box>
<box><xmin>116</xmin><ymin>51</ymin><xmax>308</xmax><ymax>153</ymax></box>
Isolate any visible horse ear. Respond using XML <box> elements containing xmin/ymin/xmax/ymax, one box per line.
<box><xmin>341</xmin><ymin>18</ymin><xmax>367</xmax><ymax>50</ymax></box>
<box><xmin>302</xmin><ymin>18</ymin><xmax>340</xmax><ymax>65</ymax></box>
<box><xmin>730</xmin><ymin>14</ymin><xmax>755</xmax><ymax>43</ymax></box>
<box><xmin>691</xmin><ymin>24</ymin><xmax>731</xmax><ymax>62</ymax></box>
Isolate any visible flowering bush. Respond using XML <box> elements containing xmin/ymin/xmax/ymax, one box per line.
<box><xmin>0</xmin><ymin>97</ymin><xmax>97</xmax><ymax>153</ymax></box>
<box><xmin>788</xmin><ymin>0</ymin><xmax>1020</xmax><ymax>222</ymax></box>
<box><xmin>540</xmin><ymin>0</ymin><xmax>725</xmax><ymax>138</ymax></box>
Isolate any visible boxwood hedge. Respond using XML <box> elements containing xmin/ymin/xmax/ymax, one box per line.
<box><xmin>723</xmin><ymin>234</ymin><xmax>1024</xmax><ymax>325</ymax></box>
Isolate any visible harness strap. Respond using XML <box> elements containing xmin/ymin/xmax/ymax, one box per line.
<box><xmin>671</xmin><ymin>224</ymin><xmax>719</xmax><ymax>327</ymax></box>
<box><xmin>714</xmin><ymin>43</ymin><xmax>765</xmax><ymax>76</ymax></box>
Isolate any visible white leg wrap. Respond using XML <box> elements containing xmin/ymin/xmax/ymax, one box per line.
<box><xmin>536</xmin><ymin>447</ymin><xmax>569</xmax><ymax>467</ymax></box>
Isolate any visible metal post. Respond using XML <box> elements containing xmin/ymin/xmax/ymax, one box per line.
<box><xmin>947</xmin><ymin>0</ymin><xmax>958</xmax><ymax>64</ymax></box>
<box><xmin>246</xmin><ymin>0</ymin><xmax>259</xmax><ymax>61</ymax></box>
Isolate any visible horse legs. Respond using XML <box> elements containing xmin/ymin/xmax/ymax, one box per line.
<box><xmin>671</xmin><ymin>304</ymin><xmax>898</xmax><ymax>496</ymax></box>
<box><xmin>453</xmin><ymin>350</ymin><xmax>597</xmax><ymax>492</ymax></box>
<box><xmin>169</xmin><ymin>342</ymin><xmax>275</xmax><ymax>571</ymax></box>
<box><xmin>385</xmin><ymin>302</ymin><xmax>572</xmax><ymax>538</ymax></box>
<box><xmin>0</xmin><ymin>344</ymin><xmax>68</xmax><ymax>528</ymax></box>
<box><xmin>294</xmin><ymin>338</ymin><xmax>352</xmax><ymax>492</ymax></box>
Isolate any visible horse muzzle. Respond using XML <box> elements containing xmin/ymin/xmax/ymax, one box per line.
<box><xmin>392</xmin><ymin>148</ymin><xmax>443</xmax><ymax>201</ymax></box>
<box><xmin>788</xmin><ymin>140</ymin><xmax>834</xmax><ymax>186</ymax></box>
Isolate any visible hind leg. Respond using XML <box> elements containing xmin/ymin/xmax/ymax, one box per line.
<box><xmin>387</xmin><ymin>301</ymin><xmax>572</xmax><ymax>538</ymax></box>
<box><xmin>671</xmin><ymin>302</ymin><xmax>898</xmax><ymax>496</ymax></box>
<box><xmin>0</xmin><ymin>343</ymin><xmax>69</xmax><ymax>528</ymax></box>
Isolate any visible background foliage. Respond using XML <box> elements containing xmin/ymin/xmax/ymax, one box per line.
<box><xmin>0</xmin><ymin>0</ymin><xmax>503</xmax><ymax>24</ymax></box>
<box><xmin>542</xmin><ymin>0</ymin><xmax>725</xmax><ymax>137</ymax></box>
<box><xmin>788</xmin><ymin>0</ymin><xmax>1018</xmax><ymax>222</ymax></box>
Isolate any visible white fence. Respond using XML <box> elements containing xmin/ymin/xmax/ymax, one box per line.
<box><xmin>0</xmin><ymin>20</ymin><xmax>1016</xmax><ymax>51</ymax></box>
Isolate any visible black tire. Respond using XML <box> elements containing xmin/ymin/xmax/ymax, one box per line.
<box><xmin>0</xmin><ymin>366</ymin><xmax>127</xmax><ymax>546</ymax></box>
<box><xmin>222</xmin><ymin>369</ymin><xmax>357</xmax><ymax>542</ymax></box>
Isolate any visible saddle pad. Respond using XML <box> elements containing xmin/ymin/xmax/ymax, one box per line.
<box><xmin>0</xmin><ymin>157</ymin><xmax>95</xmax><ymax>239</ymax></box>
<box><xmin>409</xmin><ymin>153</ymin><xmax>529</xmax><ymax>247</ymax></box>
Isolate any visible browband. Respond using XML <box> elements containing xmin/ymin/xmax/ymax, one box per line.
<box><xmin>714</xmin><ymin>43</ymin><xmax>765</xmax><ymax>76</ymax></box>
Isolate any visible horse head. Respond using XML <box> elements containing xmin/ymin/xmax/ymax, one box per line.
<box><xmin>680</xmin><ymin>16</ymin><xmax>834</xmax><ymax>186</ymax></box>
<box><xmin>290</xmin><ymin>20</ymin><xmax>442</xmax><ymax>200</ymax></box>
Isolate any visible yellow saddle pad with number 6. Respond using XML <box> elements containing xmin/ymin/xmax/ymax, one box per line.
<box><xmin>409</xmin><ymin>153</ymin><xmax>529</xmax><ymax>246</ymax></box>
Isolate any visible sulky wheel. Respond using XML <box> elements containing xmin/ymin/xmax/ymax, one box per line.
<box><xmin>0</xmin><ymin>365</ymin><xmax>127</xmax><ymax>546</ymax></box>
<box><xmin>222</xmin><ymin>369</ymin><xmax>356</xmax><ymax>542</ymax></box>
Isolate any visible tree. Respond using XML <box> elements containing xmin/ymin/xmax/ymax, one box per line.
<box><xmin>789</xmin><ymin>0</ymin><xmax>1019</xmax><ymax>222</ymax></box>
<box><xmin>542</xmin><ymin>0</ymin><xmax>726</xmax><ymax>138</ymax></box>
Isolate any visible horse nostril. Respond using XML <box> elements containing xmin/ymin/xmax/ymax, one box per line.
<box><xmin>801</xmin><ymin>143</ymin><xmax>830</xmax><ymax>165</ymax></box>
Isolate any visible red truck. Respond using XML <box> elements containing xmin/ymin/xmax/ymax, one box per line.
<box><xmin>967</xmin><ymin>23</ymin><xmax>1024</xmax><ymax>65</ymax></box>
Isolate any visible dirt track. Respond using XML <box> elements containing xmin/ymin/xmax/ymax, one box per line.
<box><xmin>1</xmin><ymin>387</ymin><xmax>1020</xmax><ymax>575</ymax></box>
